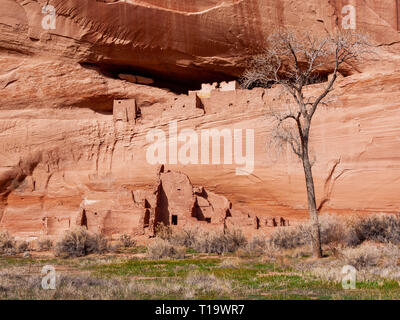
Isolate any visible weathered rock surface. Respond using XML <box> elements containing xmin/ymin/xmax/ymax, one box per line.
<box><xmin>0</xmin><ymin>0</ymin><xmax>400</xmax><ymax>238</ymax></box>
<box><xmin>1</xmin><ymin>0</ymin><xmax>400</xmax><ymax>84</ymax></box>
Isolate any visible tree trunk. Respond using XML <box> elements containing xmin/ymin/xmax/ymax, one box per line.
<box><xmin>301</xmin><ymin>141</ymin><xmax>323</xmax><ymax>258</ymax></box>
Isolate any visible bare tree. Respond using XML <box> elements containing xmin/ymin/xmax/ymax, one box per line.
<box><xmin>241</xmin><ymin>30</ymin><xmax>370</xmax><ymax>258</ymax></box>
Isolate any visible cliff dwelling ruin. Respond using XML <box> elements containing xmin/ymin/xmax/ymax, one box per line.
<box><xmin>45</xmin><ymin>167</ymin><xmax>289</xmax><ymax>239</ymax></box>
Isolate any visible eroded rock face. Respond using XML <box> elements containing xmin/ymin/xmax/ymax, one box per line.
<box><xmin>0</xmin><ymin>0</ymin><xmax>400</xmax><ymax>239</ymax></box>
<box><xmin>1</xmin><ymin>0</ymin><xmax>400</xmax><ymax>84</ymax></box>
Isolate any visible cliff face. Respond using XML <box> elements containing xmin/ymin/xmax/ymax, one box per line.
<box><xmin>2</xmin><ymin>0</ymin><xmax>400</xmax><ymax>83</ymax></box>
<box><xmin>1</xmin><ymin>0</ymin><xmax>400</xmax><ymax>238</ymax></box>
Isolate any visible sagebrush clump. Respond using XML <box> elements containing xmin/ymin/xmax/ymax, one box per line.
<box><xmin>16</xmin><ymin>241</ymin><xmax>29</xmax><ymax>253</ymax></box>
<box><xmin>269</xmin><ymin>224</ymin><xmax>310</xmax><ymax>249</ymax></box>
<box><xmin>0</xmin><ymin>231</ymin><xmax>16</xmax><ymax>255</ymax></box>
<box><xmin>54</xmin><ymin>227</ymin><xmax>108</xmax><ymax>258</ymax></box>
<box><xmin>38</xmin><ymin>237</ymin><xmax>53</xmax><ymax>251</ymax></box>
<box><xmin>268</xmin><ymin>214</ymin><xmax>384</xmax><ymax>250</ymax></box>
<box><xmin>341</xmin><ymin>242</ymin><xmax>381</xmax><ymax>270</ymax></box>
<box><xmin>147</xmin><ymin>239</ymin><xmax>186</xmax><ymax>260</ymax></box>
<box><xmin>347</xmin><ymin>214</ymin><xmax>400</xmax><ymax>246</ymax></box>
<box><xmin>165</xmin><ymin>228</ymin><xmax>247</xmax><ymax>255</ymax></box>
<box><xmin>244</xmin><ymin>235</ymin><xmax>274</xmax><ymax>256</ymax></box>
<box><xmin>120</xmin><ymin>234</ymin><xmax>136</xmax><ymax>248</ymax></box>
<box><xmin>155</xmin><ymin>223</ymin><xmax>173</xmax><ymax>240</ymax></box>
<box><xmin>169</xmin><ymin>228</ymin><xmax>198</xmax><ymax>248</ymax></box>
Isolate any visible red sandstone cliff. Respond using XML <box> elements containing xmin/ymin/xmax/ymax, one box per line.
<box><xmin>0</xmin><ymin>0</ymin><xmax>400</xmax><ymax>238</ymax></box>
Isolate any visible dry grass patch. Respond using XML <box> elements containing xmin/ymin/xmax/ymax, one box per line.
<box><xmin>219</xmin><ymin>257</ymin><xmax>242</xmax><ymax>268</ymax></box>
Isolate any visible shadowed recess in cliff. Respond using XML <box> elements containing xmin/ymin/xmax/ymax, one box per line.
<box><xmin>0</xmin><ymin>153</ymin><xmax>42</xmax><ymax>197</ymax></box>
<box><xmin>79</xmin><ymin>62</ymin><xmax>238</xmax><ymax>94</ymax></box>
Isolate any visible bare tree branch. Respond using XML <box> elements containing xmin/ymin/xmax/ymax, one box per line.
<box><xmin>241</xmin><ymin>29</ymin><xmax>372</xmax><ymax>258</ymax></box>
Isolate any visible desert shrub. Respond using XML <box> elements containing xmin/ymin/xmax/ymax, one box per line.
<box><xmin>86</xmin><ymin>233</ymin><xmax>108</xmax><ymax>253</ymax></box>
<box><xmin>269</xmin><ymin>224</ymin><xmax>311</xmax><ymax>249</ymax></box>
<box><xmin>0</xmin><ymin>231</ymin><xmax>16</xmax><ymax>254</ymax></box>
<box><xmin>38</xmin><ymin>237</ymin><xmax>53</xmax><ymax>251</ymax></box>
<box><xmin>169</xmin><ymin>228</ymin><xmax>198</xmax><ymax>248</ymax></box>
<box><xmin>347</xmin><ymin>214</ymin><xmax>400</xmax><ymax>246</ymax></box>
<box><xmin>379</xmin><ymin>243</ymin><xmax>400</xmax><ymax>269</ymax></box>
<box><xmin>225</xmin><ymin>229</ymin><xmax>247</xmax><ymax>251</ymax></box>
<box><xmin>244</xmin><ymin>235</ymin><xmax>269</xmax><ymax>255</ymax></box>
<box><xmin>54</xmin><ymin>227</ymin><xmax>108</xmax><ymax>258</ymax></box>
<box><xmin>155</xmin><ymin>223</ymin><xmax>173</xmax><ymax>240</ymax></box>
<box><xmin>192</xmin><ymin>229</ymin><xmax>247</xmax><ymax>254</ymax></box>
<box><xmin>341</xmin><ymin>242</ymin><xmax>381</xmax><ymax>270</ymax></box>
<box><xmin>119</xmin><ymin>234</ymin><xmax>136</xmax><ymax>248</ymax></box>
<box><xmin>108</xmin><ymin>243</ymin><xmax>122</xmax><ymax>253</ymax></box>
<box><xmin>319</xmin><ymin>214</ymin><xmax>346</xmax><ymax>245</ymax></box>
<box><xmin>160</xmin><ymin>227</ymin><xmax>246</xmax><ymax>255</ymax></box>
<box><xmin>16</xmin><ymin>241</ymin><xmax>29</xmax><ymax>253</ymax></box>
<box><xmin>147</xmin><ymin>239</ymin><xmax>186</xmax><ymax>260</ymax></box>
<box><xmin>269</xmin><ymin>214</ymin><xmax>351</xmax><ymax>249</ymax></box>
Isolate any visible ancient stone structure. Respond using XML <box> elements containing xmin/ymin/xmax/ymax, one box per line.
<box><xmin>5</xmin><ymin>165</ymin><xmax>283</xmax><ymax>239</ymax></box>
<box><xmin>191</xmin><ymin>81</ymin><xmax>239</xmax><ymax>98</ymax></box>
<box><xmin>113</xmin><ymin>99</ymin><xmax>139</xmax><ymax>124</ymax></box>
<box><xmin>220</xmin><ymin>81</ymin><xmax>240</xmax><ymax>92</ymax></box>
